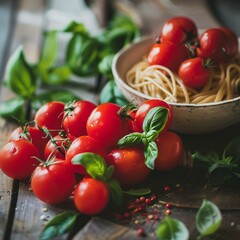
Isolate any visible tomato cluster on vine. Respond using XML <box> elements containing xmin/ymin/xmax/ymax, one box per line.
<box><xmin>0</xmin><ymin>99</ymin><xmax>184</xmax><ymax>215</ymax></box>
<box><xmin>148</xmin><ymin>16</ymin><xmax>239</xmax><ymax>90</ymax></box>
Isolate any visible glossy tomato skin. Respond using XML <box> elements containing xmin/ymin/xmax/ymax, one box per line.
<box><xmin>35</xmin><ymin>101</ymin><xmax>65</xmax><ymax>135</ymax></box>
<box><xmin>31</xmin><ymin>159</ymin><xmax>75</xmax><ymax>204</ymax></box>
<box><xmin>134</xmin><ymin>99</ymin><xmax>173</xmax><ymax>132</ymax></box>
<box><xmin>148</xmin><ymin>41</ymin><xmax>188</xmax><ymax>72</ymax></box>
<box><xmin>196</xmin><ymin>28</ymin><xmax>229</xmax><ymax>65</ymax></box>
<box><xmin>154</xmin><ymin>131</ymin><xmax>184</xmax><ymax>171</ymax></box>
<box><xmin>65</xmin><ymin>135</ymin><xmax>107</xmax><ymax>174</ymax></box>
<box><xmin>0</xmin><ymin>140</ymin><xmax>40</xmax><ymax>179</ymax></box>
<box><xmin>63</xmin><ymin>100</ymin><xmax>97</xmax><ymax>137</ymax></box>
<box><xmin>86</xmin><ymin>103</ymin><xmax>132</xmax><ymax>148</ymax></box>
<box><xmin>8</xmin><ymin>126</ymin><xmax>49</xmax><ymax>158</ymax></box>
<box><xmin>106</xmin><ymin>147</ymin><xmax>151</xmax><ymax>187</ymax></box>
<box><xmin>178</xmin><ymin>57</ymin><xmax>211</xmax><ymax>89</ymax></box>
<box><xmin>219</xmin><ymin>27</ymin><xmax>239</xmax><ymax>60</ymax></box>
<box><xmin>161</xmin><ymin>16</ymin><xmax>198</xmax><ymax>44</ymax></box>
<box><xmin>44</xmin><ymin>134</ymin><xmax>75</xmax><ymax>160</ymax></box>
<box><xmin>74</xmin><ymin>178</ymin><xmax>109</xmax><ymax>215</ymax></box>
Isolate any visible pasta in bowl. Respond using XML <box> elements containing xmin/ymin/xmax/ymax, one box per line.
<box><xmin>112</xmin><ymin>36</ymin><xmax>240</xmax><ymax>134</ymax></box>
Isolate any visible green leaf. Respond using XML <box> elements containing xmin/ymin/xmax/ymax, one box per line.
<box><xmin>107</xmin><ymin>179</ymin><xmax>123</xmax><ymax>208</ymax></box>
<box><xmin>72</xmin><ymin>153</ymin><xmax>107</xmax><ymax>180</ymax></box>
<box><xmin>145</xmin><ymin>130</ymin><xmax>159</xmax><ymax>142</ymax></box>
<box><xmin>31</xmin><ymin>89</ymin><xmax>78</xmax><ymax>111</ymax></box>
<box><xmin>143</xmin><ymin>107</ymin><xmax>168</xmax><ymax>134</ymax></box>
<box><xmin>118</xmin><ymin>132</ymin><xmax>143</xmax><ymax>147</ymax></box>
<box><xmin>66</xmin><ymin>34</ymin><xmax>100</xmax><ymax>76</ymax></box>
<box><xmin>43</xmin><ymin>66</ymin><xmax>72</xmax><ymax>85</ymax></box>
<box><xmin>62</xmin><ymin>21</ymin><xmax>88</xmax><ymax>34</ymax></box>
<box><xmin>0</xmin><ymin>97</ymin><xmax>26</xmax><ymax>122</ymax></box>
<box><xmin>98</xmin><ymin>54</ymin><xmax>114</xmax><ymax>79</ymax></box>
<box><xmin>99</xmin><ymin>80</ymin><xmax>129</xmax><ymax>106</ymax></box>
<box><xmin>144</xmin><ymin>141</ymin><xmax>158</xmax><ymax>170</ymax></box>
<box><xmin>105</xmin><ymin>166</ymin><xmax>114</xmax><ymax>179</ymax></box>
<box><xmin>40</xmin><ymin>212</ymin><xmax>78</xmax><ymax>240</ymax></box>
<box><xmin>223</xmin><ymin>137</ymin><xmax>240</xmax><ymax>164</ymax></box>
<box><xmin>196</xmin><ymin>199</ymin><xmax>222</xmax><ymax>237</ymax></box>
<box><xmin>4</xmin><ymin>46</ymin><xmax>37</xmax><ymax>98</ymax></box>
<box><xmin>39</xmin><ymin>31</ymin><xmax>58</xmax><ymax>71</ymax></box>
<box><xmin>156</xmin><ymin>216</ymin><xmax>189</xmax><ymax>240</ymax></box>
<box><xmin>123</xmin><ymin>188</ymin><xmax>151</xmax><ymax>196</ymax></box>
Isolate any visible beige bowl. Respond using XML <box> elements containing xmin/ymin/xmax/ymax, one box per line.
<box><xmin>112</xmin><ymin>36</ymin><xmax>240</xmax><ymax>134</ymax></box>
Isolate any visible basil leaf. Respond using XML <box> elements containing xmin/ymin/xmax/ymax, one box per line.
<box><xmin>223</xmin><ymin>137</ymin><xmax>240</xmax><ymax>163</ymax></box>
<box><xmin>144</xmin><ymin>141</ymin><xmax>158</xmax><ymax>170</ymax></box>
<box><xmin>107</xmin><ymin>179</ymin><xmax>123</xmax><ymax>208</ymax></box>
<box><xmin>123</xmin><ymin>188</ymin><xmax>151</xmax><ymax>196</ymax></box>
<box><xmin>0</xmin><ymin>97</ymin><xmax>26</xmax><ymax>122</ymax></box>
<box><xmin>156</xmin><ymin>216</ymin><xmax>189</xmax><ymax>240</ymax></box>
<box><xmin>31</xmin><ymin>89</ymin><xmax>78</xmax><ymax>111</ymax></box>
<box><xmin>4</xmin><ymin>46</ymin><xmax>37</xmax><ymax>98</ymax></box>
<box><xmin>43</xmin><ymin>66</ymin><xmax>72</xmax><ymax>85</ymax></box>
<box><xmin>145</xmin><ymin>130</ymin><xmax>159</xmax><ymax>142</ymax></box>
<box><xmin>98</xmin><ymin>54</ymin><xmax>114</xmax><ymax>79</ymax></box>
<box><xmin>66</xmin><ymin>34</ymin><xmax>100</xmax><ymax>76</ymax></box>
<box><xmin>105</xmin><ymin>165</ymin><xmax>114</xmax><ymax>179</ymax></box>
<box><xmin>196</xmin><ymin>199</ymin><xmax>222</xmax><ymax>237</ymax></box>
<box><xmin>72</xmin><ymin>153</ymin><xmax>107</xmax><ymax>180</ymax></box>
<box><xmin>62</xmin><ymin>21</ymin><xmax>88</xmax><ymax>34</ymax></box>
<box><xmin>143</xmin><ymin>107</ymin><xmax>168</xmax><ymax>134</ymax></box>
<box><xmin>118</xmin><ymin>132</ymin><xmax>143</xmax><ymax>147</ymax></box>
<box><xmin>99</xmin><ymin>80</ymin><xmax>129</xmax><ymax>106</ymax></box>
<box><xmin>40</xmin><ymin>212</ymin><xmax>78</xmax><ymax>240</ymax></box>
<box><xmin>39</xmin><ymin>31</ymin><xmax>58</xmax><ymax>71</ymax></box>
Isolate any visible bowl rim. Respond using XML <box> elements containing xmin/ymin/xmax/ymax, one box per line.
<box><xmin>112</xmin><ymin>36</ymin><xmax>240</xmax><ymax>108</ymax></box>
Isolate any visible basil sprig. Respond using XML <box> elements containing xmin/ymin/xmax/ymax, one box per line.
<box><xmin>118</xmin><ymin>106</ymin><xmax>169</xmax><ymax>170</ymax></box>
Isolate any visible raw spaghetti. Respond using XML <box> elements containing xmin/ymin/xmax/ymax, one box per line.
<box><xmin>126</xmin><ymin>58</ymin><xmax>240</xmax><ymax>104</ymax></box>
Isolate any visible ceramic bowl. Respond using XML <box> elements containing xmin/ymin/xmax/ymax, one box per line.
<box><xmin>112</xmin><ymin>36</ymin><xmax>240</xmax><ymax>134</ymax></box>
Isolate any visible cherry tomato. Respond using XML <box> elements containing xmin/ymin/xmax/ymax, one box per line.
<box><xmin>31</xmin><ymin>159</ymin><xmax>76</xmax><ymax>204</ymax></box>
<box><xmin>134</xmin><ymin>99</ymin><xmax>173</xmax><ymax>132</ymax></box>
<box><xmin>65</xmin><ymin>135</ymin><xmax>107</xmax><ymax>174</ymax></box>
<box><xmin>196</xmin><ymin>28</ymin><xmax>229</xmax><ymax>65</ymax></box>
<box><xmin>8</xmin><ymin>126</ymin><xmax>49</xmax><ymax>158</ymax></box>
<box><xmin>44</xmin><ymin>134</ymin><xmax>75</xmax><ymax>160</ymax></box>
<box><xmin>0</xmin><ymin>140</ymin><xmax>40</xmax><ymax>179</ymax></box>
<box><xmin>178</xmin><ymin>57</ymin><xmax>211</xmax><ymax>89</ymax></box>
<box><xmin>161</xmin><ymin>16</ymin><xmax>198</xmax><ymax>44</ymax></box>
<box><xmin>74</xmin><ymin>178</ymin><xmax>109</xmax><ymax>215</ymax></box>
<box><xmin>35</xmin><ymin>101</ymin><xmax>65</xmax><ymax>136</ymax></box>
<box><xmin>219</xmin><ymin>27</ymin><xmax>239</xmax><ymax>60</ymax></box>
<box><xmin>86</xmin><ymin>103</ymin><xmax>132</xmax><ymax>148</ymax></box>
<box><xmin>106</xmin><ymin>147</ymin><xmax>151</xmax><ymax>186</ymax></box>
<box><xmin>148</xmin><ymin>41</ymin><xmax>188</xmax><ymax>72</ymax></box>
<box><xmin>63</xmin><ymin>100</ymin><xmax>97</xmax><ymax>137</ymax></box>
<box><xmin>154</xmin><ymin>131</ymin><xmax>184</xmax><ymax>171</ymax></box>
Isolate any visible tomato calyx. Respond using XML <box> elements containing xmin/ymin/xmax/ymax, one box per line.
<box><xmin>118</xmin><ymin>106</ymin><xmax>169</xmax><ymax>170</ymax></box>
<box><xmin>63</xmin><ymin>100</ymin><xmax>76</xmax><ymax>118</ymax></box>
<box><xmin>117</xmin><ymin>103</ymin><xmax>136</xmax><ymax>121</ymax></box>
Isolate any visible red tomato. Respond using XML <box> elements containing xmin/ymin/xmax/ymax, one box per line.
<box><xmin>106</xmin><ymin>147</ymin><xmax>151</xmax><ymax>187</ymax></box>
<box><xmin>219</xmin><ymin>27</ymin><xmax>239</xmax><ymax>60</ymax></box>
<box><xmin>65</xmin><ymin>135</ymin><xmax>107</xmax><ymax>174</ymax></box>
<box><xmin>74</xmin><ymin>178</ymin><xmax>109</xmax><ymax>215</ymax></box>
<box><xmin>154</xmin><ymin>131</ymin><xmax>184</xmax><ymax>171</ymax></box>
<box><xmin>44</xmin><ymin>134</ymin><xmax>75</xmax><ymax>160</ymax></box>
<box><xmin>31</xmin><ymin>159</ymin><xmax>76</xmax><ymax>204</ymax></box>
<box><xmin>134</xmin><ymin>99</ymin><xmax>173</xmax><ymax>132</ymax></box>
<box><xmin>63</xmin><ymin>100</ymin><xmax>97</xmax><ymax>137</ymax></box>
<box><xmin>8</xmin><ymin>126</ymin><xmax>49</xmax><ymax>158</ymax></box>
<box><xmin>86</xmin><ymin>103</ymin><xmax>132</xmax><ymax>148</ymax></box>
<box><xmin>161</xmin><ymin>16</ymin><xmax>198</xmax><ymax>44</ymax></box>
<box><xmin>148</xmin><ymin>41</ymin><xmax>188</xmax><ymax>72</ymax></box>
<box><xmin>196</xmin><ymin>28</ymin><xmax>229</xmax><ymax>64</ymax></box>
<box><xmin>0</xmin><ymin>140</ymin><xmax>40</xmax><ymax>179</ymax></box>
<box><xmin>35</xmin><ymin>101</ymin><xmax>65</xmax><ymax>136</ymax></box>
<box><xmin>178</xmin><ymin>57</ymin><xmax>211</xmax><ymax>89</ymax></box>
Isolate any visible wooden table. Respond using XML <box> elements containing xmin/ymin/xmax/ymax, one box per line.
<box><xmin>0</xmin><ymin>1</ymin><xmax>240</xmax><ymax>239</ymax></box>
